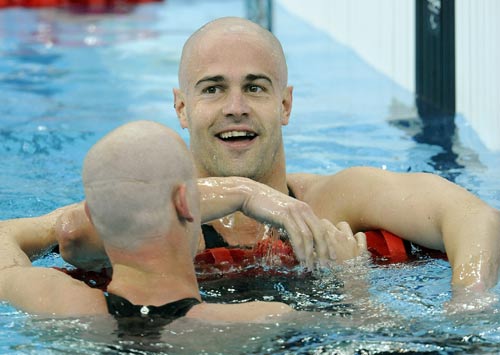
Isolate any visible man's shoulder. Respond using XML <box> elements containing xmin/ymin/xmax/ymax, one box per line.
<box><xmin>287</xmin><ymin>167</ymin><xmax>383</xmax><ymax>187</ymax></box>
<box><xmin>287</xmin><ymin>167</ymin><xmax>385</xmax><ymax>205</ymax></box>
<box><xmin>286</xmin><ymin>168</ymin><xmax>353</xmax><ymax>191</ymax></box>
<box><xmin>286</xmin><ymin>172</ymin><xmax>322</xmax><ymax>199</ymax></box>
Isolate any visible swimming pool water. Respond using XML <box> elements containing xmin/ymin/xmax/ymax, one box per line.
<box><xmin>1</xmin><ymin>0</ymin><xmax>500</xmax><ymax>353</ymax></box>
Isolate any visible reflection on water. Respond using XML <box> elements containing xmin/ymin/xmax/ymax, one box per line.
<box><xmin>393</xmin><ymin>115</ymin><xmax>463</xmax><ymax>176</ymax></box>
<box><xmin>200</xmin><ymin>269</ymin><xmax>349</xmax><ymax>313</ymax></box>
<box><xmin>386</xmin><ymin>97</ymin><xmax>499</xmax><ymax>210</ymax></box>
<box><xmin>387</xmin><ymin>98</ymin><xmax>482</xmax><ymax>184</ymax></box>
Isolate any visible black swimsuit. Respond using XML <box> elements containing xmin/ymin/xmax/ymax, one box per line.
<box><xmin>104</xmin><ymin>292</ymin><xmax>200</xmax><ymax>338</ymax></box>
<box><xmin>105</xmin><ymin>292</ymin><xmax>200</xmax><ymax>318</ymax></box>
<box><xmin>202</xmin><ymin>185</ymin><xmax>297</xmax><ymax>248</ymax></box>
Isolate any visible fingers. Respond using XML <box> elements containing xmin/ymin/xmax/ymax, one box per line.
<box><xmin>328</xmin><ymin>220</ymin><xmax>350</xmax><ymax>261</ymax></box>
<box><xmin>243</xmin><ymin>185</ymin><xmax>363</xmax><ymax>267</ymax></box>
<box><xmin>354</xmin><ymin>231</ymin><xmax>368</xmax><ymax>253</ymax></box>
<box><xmin>319</xmin><ymin>220</ymin><xmax>366</xmax><ymax>264</ymax></box>
<box><xmin>298</xmin><ymin>207</ymin><xmax>329</xmax><ymax>265</ymax></box>
<box><xmin>320</xmin><ymin>219</ymin><xmax>337</xmax><ymax>262</ymax></box>
<box><xmin>308</xmin><ymin>216</ymin><xmax>329</xmax><ymax>262</ymax></box>
<box><xmin>284</xmin><ymin>208</ymin><xmax>315</xmax><ymax>265</ymax></box>
<box><xmin>284</xmin><ymin>209</ymin><xmax>365</xmax><ymax>267</ymax></box>
<box><xmin>296</xmin><ymin>219</ymin><xmax>343</xmax><ymax>265</ymax></box>
<box><xmin>336</xmin><ymin>221</ymin><xmax>354</xmax><ymax>238</ymax></box>
<box><xmin>287</xmin><ymin>203</ymin><xmax>333</xmax><ymax>267</ymax></box>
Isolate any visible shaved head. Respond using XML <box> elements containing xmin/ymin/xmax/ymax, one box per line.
<box><xmin>178</xmin><ymin>17</ymin><xmax>288</xmax><ymax>91</ymax></box>
<box><xmin>83</xmin><ymin>120</ymin><xmax>197</xmax><ymax>250</ymax></box>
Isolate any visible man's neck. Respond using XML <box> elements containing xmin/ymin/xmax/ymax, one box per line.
<box><xmin>107</xmin><ymin>264</ymin><xmax>200</xmax><ymax>306</ymax></box>
<box><xmin>198</xmin><ymin>146</ymin><xmax>289</xmax><ymax>194</ymax></box>
<box><xmin>258</xmin><ymin>170</ymin><xmax>288</xmax><ymax>195</ymax></box>
<box><xmin>256</xmin><ymin>144</ymin><xmax>288</xmax><ymax>193</ymax></box>
<box><xmin>105</xmin><ymin>239</ymin><xmax>200</xmax><ymax>307</ymax></box>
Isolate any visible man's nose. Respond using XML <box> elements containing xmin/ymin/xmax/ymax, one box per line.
<box><xmin>222</xmin><ymin>90</ymin><xmax>250</xmax><ymax>119</ymax></box>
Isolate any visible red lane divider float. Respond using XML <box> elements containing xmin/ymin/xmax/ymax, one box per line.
<box><xmin>54</xmin><ymin>230</ymin><xmax>447</xmax><ymax>290</ymax></box>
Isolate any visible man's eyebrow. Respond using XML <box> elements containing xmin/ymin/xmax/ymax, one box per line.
<box><xmin>245</xmin><ymin>74</ymin><xmax>273</xmax><ymax>86</ymax></box>
<box><xmin>195</xmin><ymin>75</ymin><xmax>225</xmax><ymax>87</ymax></box>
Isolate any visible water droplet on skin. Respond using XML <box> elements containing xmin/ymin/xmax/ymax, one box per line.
<box><xmin>220</xmin><ymin>215</ymin><xmax>234</xmax><ymax>228</ymax></box>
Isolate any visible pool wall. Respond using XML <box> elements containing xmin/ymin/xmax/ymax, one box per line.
<box><xmin>278</xmin><ymin>0</ymin><xmax>500</xmax><ymax>152</ymax></box>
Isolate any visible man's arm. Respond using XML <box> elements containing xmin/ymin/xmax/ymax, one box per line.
<box><xmin>198</xmin><ymin>177</ymin><xmax>367</xmax><ymax>264</ymax></box>
<box><xmin>293</xmin><ymin>167</ymin><xmax>500</xmax><ymax>291</ymax></box>
<box><xmin>0</xmin><ymin>208</ymin><xmax>64</xmax><ymax>270</ymax></box>
<box><xmin>54</xmin><ymin>177</ymin><xmax>366</xmax><ymax>269</ymax></box>
<box><xmin>0</xmin><ymin>266</ymin><xmax>106</xmax><ymax>316</ymax></box>
<box><xmin>0</xmin><ymin>214</ymin><xmax>107</xmax><ymax>315</ymax></box>
<box><xmin>191</xmin><ymin>301</ymin><xmax>293</xmax><ymax>323</ymax></box>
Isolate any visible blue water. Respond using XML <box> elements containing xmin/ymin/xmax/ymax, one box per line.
<box><xmin>1</xmin><ymin>0</ymin><xmax>500</xmax><ymax>353</ymax></box>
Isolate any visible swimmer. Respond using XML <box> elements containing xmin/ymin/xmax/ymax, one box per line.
<box><xmin>0</xmin><ymin>120</ymin><xmax>301</xmax><ymax>320</ymax></box>
<box><xmin>17</xmin><ymin>17</ymin><xmax>500</xmax><ymax>293</ymax></box>
<box><xmin>177</xmin><ymin>17</ymin><xmax>500</xmax><ymax>292</ymax></box>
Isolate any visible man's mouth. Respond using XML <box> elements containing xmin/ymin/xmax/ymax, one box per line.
<box><xmin>216</xmin><ymin>131</ymin><xmax>257</xmax><ymax>142</ymax></box>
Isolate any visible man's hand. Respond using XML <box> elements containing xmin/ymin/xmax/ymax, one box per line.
<box><xmin>240</xmin><ymin>181</ymin><xmax>367</xmax><ymax>265</ymax></box>
<box><xmin>55</xmin><ymin>202</ymin><xmax>109</xmax><ymax>271</ymax></box>
<box><xmin>316</xmin><ymin>220</ymin><xmax>368</xmax><ymax>265</ymax></box>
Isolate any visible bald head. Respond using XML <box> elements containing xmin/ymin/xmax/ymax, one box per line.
<box><xmin>178</xmin><ymin>17</ymin><xmax>288</xmax><ymax>91</ymax></box>
<box><xmin>83</xmin><ymin>120</ymin><xmax>197</xmax><ymax>250</ymax></box>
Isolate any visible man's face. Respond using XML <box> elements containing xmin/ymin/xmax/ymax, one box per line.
<box><xmin>175</xmin><ymin>31</ymin><xmax>292</xmax><ymax>181</ymax></box>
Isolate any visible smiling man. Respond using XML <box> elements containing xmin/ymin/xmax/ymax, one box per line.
<box><xmin>174</xmin><ymin>18</ymin><xmax>295</xmax><ymax>248</ymax></box>
<box><xmin>171</xmin><ymin>17</ymin><xmax>500</xmax><ymax>292</ymax></box>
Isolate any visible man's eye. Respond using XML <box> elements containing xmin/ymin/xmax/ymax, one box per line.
<box><xmin>247</xmin><ymin>85</ymin><xmax>263</xmax><ymax>93</ymax></box>
<box><xmin>203</xmin><ymin>86</ymin><xmax>220</xmax><ymax>94</ymax></box>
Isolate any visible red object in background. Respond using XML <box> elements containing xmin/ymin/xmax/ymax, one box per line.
<box><xmin>0</xmin><ymin>0</ymin><xmax>162</xmax><ymax>9</ymax></box>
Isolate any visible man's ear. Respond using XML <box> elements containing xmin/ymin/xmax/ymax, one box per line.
<box><xmin>173</xmin><ymin>184</ymin><xmax>194</xmax><ymax>222</ymax></box>
<box><xmin>281</xmin><ymin>85</ymin><xmax>293</xmax><ymax>126</ymax></box>
<box><xmin>173</xmin><ymin>88</ymin><xmax>189</xmax><ymax>129</ymax></box>
<box><xmin>83</xmin><ymin>201</ymin><xmax>93</xmax><ymax>224</ymax></box>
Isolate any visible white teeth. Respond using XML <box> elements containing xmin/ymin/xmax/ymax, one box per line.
<box><xmin>219</xmin><ymin>131</ymin><xmax>255</xmax><ymax>139</ymax></box>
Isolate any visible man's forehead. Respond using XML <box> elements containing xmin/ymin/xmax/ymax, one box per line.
<box><xmin>189</xmin><ymin>34</ymin><xmax>276</xmax><ymax>67</ymax></box>
<box><xmin>179</xmin><ymin>19</ymin><xmax>287</xmax><ymax>89</ymax></box>
<box><xmin>193</xmin><ymin>28</ymin><xmax>270</xmax><ymax>53</ymax></box>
